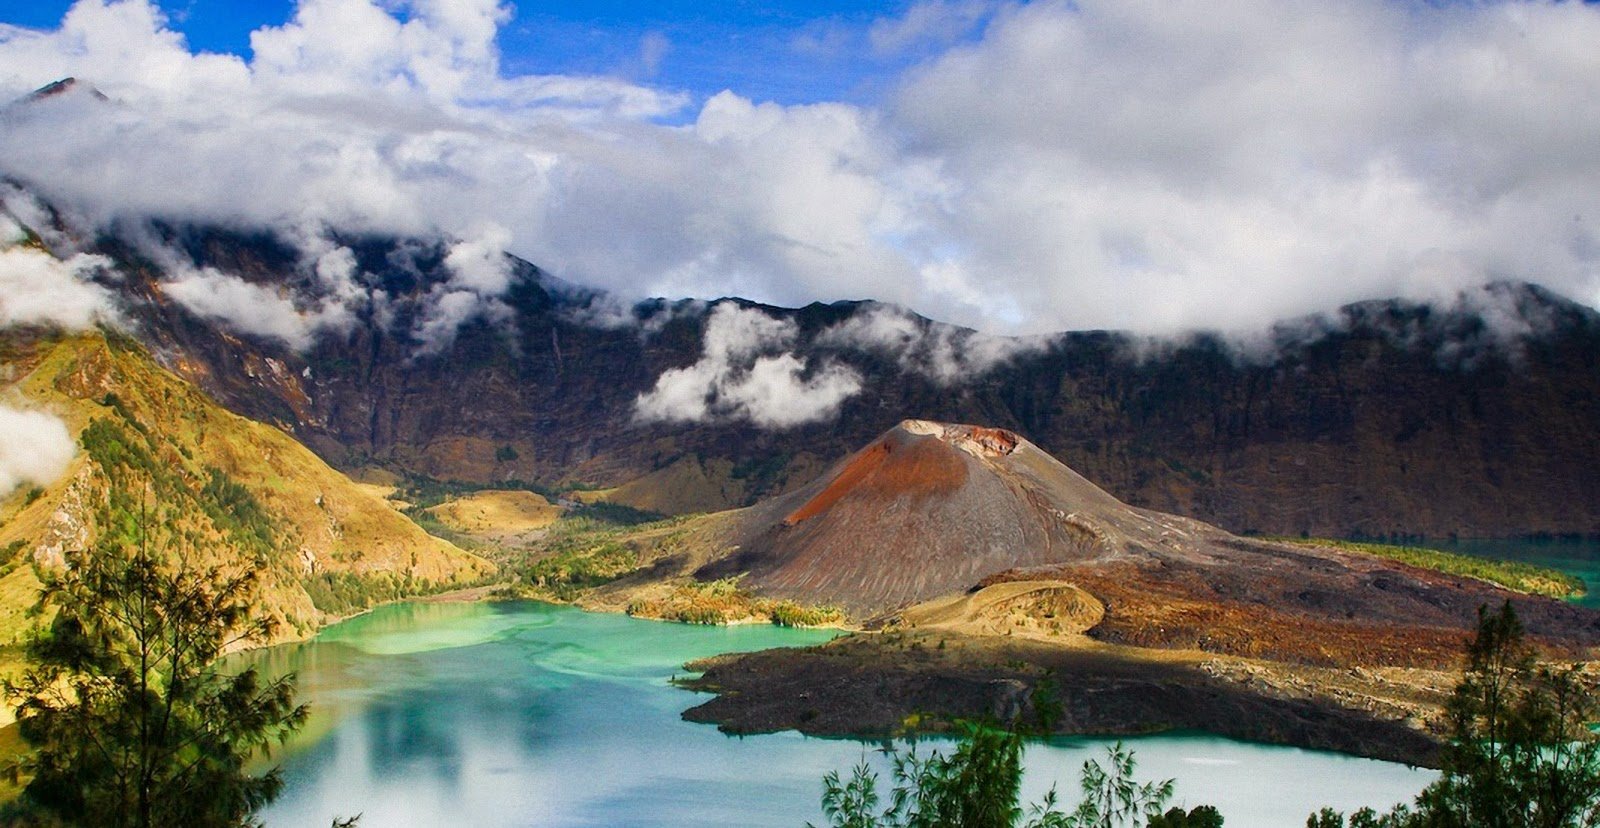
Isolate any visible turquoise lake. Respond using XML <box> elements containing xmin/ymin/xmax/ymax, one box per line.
<box><xmin>251</xmin><ymin>600</ymin><xmax>1434</xmax><ymax>828</ymax></box>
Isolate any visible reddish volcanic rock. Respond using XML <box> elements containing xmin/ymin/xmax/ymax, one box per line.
<box><xmin>704</xmin><ymin>419</ymin><xmax>1229</xmax><ymax>613</ymax></box>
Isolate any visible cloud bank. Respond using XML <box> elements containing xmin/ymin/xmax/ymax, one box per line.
<box><xmin>0</xmin><ymin>202</ymin><xmax>119</xmax><ymax>330</ymax></box>
<box><xmin>634</xmin><ymin>303</ymin><xmax>861</xmax><ymax>428</ymax></box>
<box><xmin>0</xmin><ymin>0</ymin><xmax>1597</xmax><ymax>337</ymax></box>
<box><xmin>818</xmin><ymin>303</ymin><xmax>1046</xmax><ymax>384</ymax></box>
<box><xmin>0</xmin><ymin>405</ymin><xmax>76</xmax><ymax>499</ymax></box>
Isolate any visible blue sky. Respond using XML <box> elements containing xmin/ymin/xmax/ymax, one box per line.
<box><xmin>6</xmin><ymin>0</ymin><xmax>979</xmax><ymax>105</ymax></box>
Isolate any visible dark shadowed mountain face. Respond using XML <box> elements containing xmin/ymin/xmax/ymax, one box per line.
<box><xmin>31</xmin><ymin>214</ymin><xmax>1600</xmax><ymax>540</ymax></box>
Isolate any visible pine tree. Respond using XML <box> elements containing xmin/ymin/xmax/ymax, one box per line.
<box><xmin>3</xmin><ymin>494</ymin><xmax>306</xmax><ymax>827</ymax></box>
<box><xmin>1308</xmin><ymin>601</ymin><xmax>1600</xmax><ymax>828</ymax></box>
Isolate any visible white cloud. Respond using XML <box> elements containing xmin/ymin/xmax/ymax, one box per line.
<box><xmin>0</xmin><ymin>405</ymin><xmax>75</xmax><ymax>498</ymax></box>
<box><xmin>887</xmin><ymin>0</ymin><xmax>1600</xmax><ymax>334</ymax></box>
<box><xmin>0</xmin><ymin>0</ymin><xmax>1596</xmax><ymax>340</ymax></box>
<box><xmin>637</xmin><ymin>32</ymin><xmax>670</xmax><ymax>78</ymax></box>
<box><xmin>634</xmin><ymin>303</ymin><xmax>862</xmax><ymax>428</ymax></box>
<box><xmin>818</xmin><ymin>303</ymin><xmax>1046</xmax><ymax>384</ymax></box>
<box><xmin>868</xmin><ymin>0</ymin><xmax>995</xmax><ymax>55</ymax></box>
<box><xmin>412</xmin><ymin>225</ymin><xmax>517</xmax><ymax>354</ymax></box>
<box><xmin>160</xmin><ymin>265</ymin><xmax>343</xmax><ymax>351</ymax></box>
<box><xmin>0</xmin><ymin>245</ymin><xmax>118</xmax><ymax>330</ymax></box>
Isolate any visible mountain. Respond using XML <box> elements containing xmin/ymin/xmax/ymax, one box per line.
<box><xmin>691</xmin><ymin>420</ymin><xmax>1598</xmax><ymax>667</ymax></box>
<box><xmin>699</xmin><ymin>420</ymin><xmax>1215</xmax><ymax>612</ymax></box>
<box><xmin>658</xmin><ymin>422</ymin><xmax>1598</xmax><ymax>764</ymax></box>
<box><xmin>7</xmin><ymin>193</ymin><xmax>1600</xmax><ymax>539</ymax></box>
<box><xmin>0</xmin><ymin>328</ymin><xmax>494</xmax><ymax>654</ymax></box>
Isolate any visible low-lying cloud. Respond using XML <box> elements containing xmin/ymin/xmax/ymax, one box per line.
<box><xmin>818</xmin><ymin>304</ymin><xmax>1047</xmax><ymax>384</ymax></box>
<box><xmin>0</xmin><ymin>0</ymin><xmax>1597</xmax><ymax>338</ymax></box>
<box><xmin>412</xmin><ymin>227</ymin><xmax>518</xmax><ymax>355</ymax></box>
<box><xmin>0</xmin><ymin>212</ymin><xmax>118</xmax><ymax>330</ymax></box>
<box><xmin>0</xmin><ymin>405</ymin><xmax>76</xmax><ymax>498</ymax></box>
<box><xmin>160</xmin><ymin>264</ymin><xmax>346</xmax><ymax>351</ymax></box>
<box><xmin>634</xmin><ymin>303</ymin><xmax>862</xmax><ymax>428</ymax></box>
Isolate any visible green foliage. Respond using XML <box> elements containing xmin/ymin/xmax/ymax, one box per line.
<box><xmin>1277</xmin><ymin>538</ymin><xmax>1583</xmax><ymax>599</ymax></box>
<box><xmin>1308</xmin><ymin>601</ymin><xmax>1600</xmax><ymax>828</ymax></box>
<box><xmin>1</xmin><ymin>500</ymin><xmax>305</xmax><ymax>827</ymax></box>
<box><xmin>811</xmin><ymin>730</ymin><xmax>1195</xmax><ymax>828</ymax></box>
<box><xmin>811</xmin><ymin>724</ymin><xmax>1026</xmax><ymax>828</ymax></box>
<box><xmin>769</xmin><ymin>601</ymin><xmax>846</xmax><ymax>628</ymax></box>
<box><xmin>820</xmin><ymin>761</ymin><xmax>881</xmax><ymax>828</ymax></box>
<box><xmin>1307</xmin><ymin>806</ymin><xmax>1409</xmax><ymax>828</ymax></box>
<box><xmin>527</xmin><ymin>542</ymin><xmax>641</xmax><ymax>601</ymax></box>
<box><xmin>1030</xmin><ymin>674</ymin><xmax>1064</xmax><ymax>735</ymax></box>
<box><xmin>0</xmin><ymin>540</ymin><xmax>28</xmax><ymax>579</ymax></box>
<box><xmin>494</xmin><ymin>444</ymin><xmax>519</xmax><ymax>463</ymax></box>
<box><xmin>80</xmin><ymin>417</ymin><xmax>291</xmax><ymax>567</ymax></box>
<box><xmin>80</xmin><ymin>418</ymin><xmax>159</xmax><ymax>483</ymax></box>
<box><xmin>1061</xmin><ymin>742</ymin><xmax>1176</xmax><ymax>828</ymax></box>
<box><xmin>1148</xmin><ymin>805</ymin><xmax>1224</xmax><ymax>828</ymax></box>
<box><xmin>397</xmin><ymin>475</ymin><xmax>556</xmax><ymax>511</ymax></box>
<box><xmin>300</xmin><ymin>571</ymin><xmax>429</xmax><ymax>616</ymax></box>
<box><xmin>626</xmin><ymin>580</ymin><xmax>843</xmax><ymax>627</ymax></box>
<box><xmin>199</xmin><ymin>468</ymin><xmax>276</xmax><ymax>562</ymax></box>
<box><xmin>730</xmin><ymin>452</ymin><xmax>793</xmax><ymax>492</ymax></box>
<box><xmin>555</xmin><ymin>501</ymin><xmax>667</xmax><ymax>531</ymax></box>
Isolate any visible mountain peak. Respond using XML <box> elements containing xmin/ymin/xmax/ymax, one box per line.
<box><xmin>21</xmin><ymin>77</ymin><xmax>108</xmax><ymax>104</ymax></box>
<box><xmin>898</xmin><ymin>419</ymin><xmax>1022</xmax><ymax>458</ymax></box>
<box><xmin>709</xmin><ymin>419</ymin><xmax>1175</xmax><ymax>612</ymax></box>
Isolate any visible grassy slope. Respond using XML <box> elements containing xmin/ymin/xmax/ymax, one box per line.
<box><xmin>426</xmin><ymin>490</ymin><xmax>562</xmax><ymax>537</ymax></box>
<box><xmin>0</xmin><ymin>331</ymin><xmax>495</xmax><ymax>657</ymax></box>
<box><xmin>1275</xmin><ymin>537</ymin><xmax>1584</xmax><ymax>599</ymax></box>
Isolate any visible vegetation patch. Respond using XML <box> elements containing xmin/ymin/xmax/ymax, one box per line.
<box><xmin>300</xmin><ymin>571</ymin><xmax>453</xmax><ymax>616</ymax></box>
<box><xmin>627</xmin><ymin>578</ymin><xmax>843</xmax><ymax>627</ymax></box>
<box><xmin>1278</xmin><ymin>537</ymin><xmax>1584</xmax><ymax>599</ymax></box>
<box><xmin>524</xmin><ymin>541</ymin><xmax>644</xmax><ymax>601</ymax></box>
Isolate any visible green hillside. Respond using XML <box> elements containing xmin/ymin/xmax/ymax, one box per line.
<box><xmin>0</xmin><ymin>330</ymin><xmax>495</xmax><ymax>668</ymax></box>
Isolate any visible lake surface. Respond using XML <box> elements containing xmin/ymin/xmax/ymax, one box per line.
<box><xmin>252</xmin><ymin>601</ymin><xmax>1432</xmax><ymax>828</ymax></box>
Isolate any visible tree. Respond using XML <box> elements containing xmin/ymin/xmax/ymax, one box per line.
<box><xmin>1309</xmin><ymin>601</ymin><xmax>1600</xmax><ymax>828</ymax></box>
<box><xmin>1066</xmin><ymin>742</ymin><xmax>1175</xmax><ymax>828</ymax></box>
<box><xmin>813</xmin><ymin>728</ymin><xmax>1199</xmax><ymax>828</ymax></box>
<box><xmin>815</xmin><ymin>723</ymin><xmax>1026</xmax><ymax>828</ymax></box>
<box><xmin>2</xmin><ymin>495</ymin><xmax>306</xmax><ymax>827</ymax></box>
<box><xmin>1148</xmin><ymin>805</ymin><xmax>1225</xmax><ymax>828</ymax></box>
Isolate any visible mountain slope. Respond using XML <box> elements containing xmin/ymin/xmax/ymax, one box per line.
<box><xmin>698</xmin><ymin>420</ymin><xmax>1600</xmax><ymax>668</ymax></box>
<box><xmin>0</xmin><ymin>328</ymin><xmax>493</xmax><ymax>650</ymax></box>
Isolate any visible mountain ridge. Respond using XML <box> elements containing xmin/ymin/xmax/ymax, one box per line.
<box><xmin>5</xmin><ymin>191</ymin><xmax>1600</xmax><ymax>538</ymax></box>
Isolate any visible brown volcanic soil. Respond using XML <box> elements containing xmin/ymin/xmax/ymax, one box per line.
<box><xmin>701</xmin><ymin>419</ymin><xmax>1209</xmax><ymax>614</ymax></box>
<box><xmin>981</xmin><ymin>541</ymin><xmax>1600</xmax><ymax>669</ymax></box>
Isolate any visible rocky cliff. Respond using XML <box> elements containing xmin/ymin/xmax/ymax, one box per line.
<box><xmin>12</xmin><ymin>202</ymin><xmax>1600</xmax><ymax>539</ymax></box>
